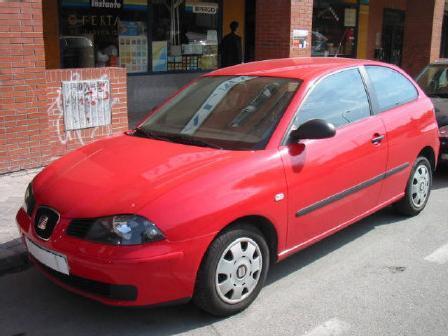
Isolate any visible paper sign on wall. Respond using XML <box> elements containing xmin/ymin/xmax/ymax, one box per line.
<box><xmin>62</xmin><ymin>79</ymin><xmax>112</xmax><ymax>131</ymax></box>
<box><xmin>292</xmin><ymin>29</ymin><xmax>309</xmax><ymax>49</ymax></box>
<box><xmin>344</xmin><ymin>8</ymin><xmax>357</xmax><ymax>27</ymax></box>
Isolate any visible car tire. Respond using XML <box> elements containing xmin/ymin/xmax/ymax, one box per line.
<box><xmin>193</xmin><ymin>223</ymin><xmax>270</xmax><ymax>317</ymax></box>
<box><xmin>394</xmin><ymin>157</ymin><xmax>432</xmax><ymax>216</ymax></box>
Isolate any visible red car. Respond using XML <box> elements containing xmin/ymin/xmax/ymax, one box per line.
<box><xmin>17</xmin><ymin>58</ymin><xmax>439</xmax><ymax>316</ymax></box>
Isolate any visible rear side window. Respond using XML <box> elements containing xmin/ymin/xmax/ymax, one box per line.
<box><xmin>294</xmin><ymin>68</ymin><xmax>371</xmax><ymax>128</ymax></box>
<box><xmin>366</xmin><ymin>66</ymin><xmax>418</xmax><ymax>112</ymax></box>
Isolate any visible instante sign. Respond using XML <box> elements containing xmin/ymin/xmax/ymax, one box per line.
<box><xmin>90</xmin><ymin>0</ymin><xmax>123</xmax><ymax>9</ymax></box>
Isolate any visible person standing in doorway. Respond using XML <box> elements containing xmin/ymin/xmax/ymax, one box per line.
<box><xmin>221</xmin><ymin>21</ymin><xmax>242</xmax><ymax>68</ymax></box>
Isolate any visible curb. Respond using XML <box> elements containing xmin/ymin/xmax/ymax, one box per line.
<box><xmin>0</xmin><ymin>251</ymin><xmax>31</xmax><ymax>276</ymax></box>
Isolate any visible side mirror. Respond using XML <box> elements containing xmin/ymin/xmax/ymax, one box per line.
<box><xmin>289</xmin><ymin>119</ymin><xmax>336</xmax><ymax>142</ymax></box>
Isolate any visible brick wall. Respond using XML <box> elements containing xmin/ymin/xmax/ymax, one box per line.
<box><xmin>290</xmin><ymin>0</ymin><xmax>313</xmax><ymax>58</ymax></box>
<box><xmin>402</xmin><ymin>0</ymin><xmax>442</xmax><ymax>76</ymax></box>
<box><xmin>42</xmin><ymin>68</ymin><xmax>128</xmax><ymax>162</ymax></box>
<box><xmin>366</xmin><ymin>0</ymin><xmax>445</xmax><ymax>77</ymax></box>
<box><xmin>0</xmin><ymin>0</ymin><xmax>128</xmax><ymax>174</ymax></box>
<box><xmin>255</xmin><ymin>0</ymin><xmax>312</xmax><ymax>60</ymax></box>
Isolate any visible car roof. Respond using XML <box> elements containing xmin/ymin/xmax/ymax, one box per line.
<box><xmin>207</xmin><ymin>57</ymin><xmax>386</xmax><ymax>81</ymax></box>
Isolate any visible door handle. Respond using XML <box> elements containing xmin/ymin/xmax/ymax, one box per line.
<box><xmin>371</xmin><ymin>134</ymin><xmax>385</xmax><ymax>144</ymax></box>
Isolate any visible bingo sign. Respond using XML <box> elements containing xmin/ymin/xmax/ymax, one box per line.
<box><xmin>90</xmin><ymin>0</ymin><xmax>123</xmax><ymax>9</ymax></box>
<box><xmin>187</xmin><ymin>2</ymin><xmax>218</xmax><ymax>15</ymax></box>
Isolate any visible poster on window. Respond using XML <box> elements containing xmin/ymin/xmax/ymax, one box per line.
<box><xmin>152</xmin><ymin>41</ymin><xmax>168</xmax><ymax>72</ymax></box>
<box><xmin>344</xmin><ymin>8</ymin><xmax>357</xmax><ymax>27</ymax></box>
<box><xmin>119</xmin><ymin>35</ymin><xmax>148</xmax><ymax>73</ymax></box>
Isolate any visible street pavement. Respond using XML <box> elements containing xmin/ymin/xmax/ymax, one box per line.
<box><xmin>0</xmin><ymin>169</ymin><xmax>447</xmax><ymax>336</ymax></box>
<box><xmin>0</xmin><ymin>169</ymin><xmax>40</xmax><ymax>275</ymax></box>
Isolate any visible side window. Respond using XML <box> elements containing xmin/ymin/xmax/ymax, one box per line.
<box><xmin>294</xmin><ymin>69</ymin><xmax>371</xmax><ymax>129</ymax></box>
<box><xmin>366</xmin><ymin>66</ymin><xmax>418</xmax><ymax>112</ymax></box>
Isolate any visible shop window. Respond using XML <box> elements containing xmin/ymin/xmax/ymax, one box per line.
<box><xmin>59</xmin><ymin>0</ymin><xmax>219</xmax><ymax>74</ymax></box>
<box><xmin>151</xmin><ymin>0</ymin><xmax>219</xmax><ymax>72</ymax></box>
<box><xmin>312</xmin><ymin>0</ymin><xmax>358</xmax><ymax>58</ymax></box>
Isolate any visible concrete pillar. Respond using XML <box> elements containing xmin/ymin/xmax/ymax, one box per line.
<box><xmin>255</xmin><ymin>0</ymin><xmax>313</xmax><ymax>60</ymax></box>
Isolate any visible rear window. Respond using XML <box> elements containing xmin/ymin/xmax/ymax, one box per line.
<box><xmin>366</xmin><ymin>66</ymin><xmax>418</xmax><ymax>112</ymax></box>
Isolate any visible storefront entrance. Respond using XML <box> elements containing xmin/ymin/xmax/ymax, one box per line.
<box><xmin>244</xmin><ymin>0</ymin><xmax>256</xmax><ymax>62</ymax></box>
<box><xmin>381</xmin><ymin>9</ymin><xmax>405</xmax><ymax>66</ymax></box>
<box><xmin>312</xmin><ymin>0</ymin><xmax>359</xmax><ymax>58</ymax></box>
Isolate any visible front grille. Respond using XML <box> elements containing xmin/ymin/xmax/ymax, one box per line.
<box><xmin>66</xmin><ymin>219</ymin><xmax>93</xmax><ymax>238</ymax></box>
<box><xmin>34</xmin><ymin>207</ymin><xmax>60</xmax><ymax>240</ymax></box>
<box><xmin>33</xmin><ymin>257</ymin><xmax>137</xmax><ymax>301</ymax></box>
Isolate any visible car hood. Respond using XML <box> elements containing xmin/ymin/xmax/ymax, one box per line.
<box><xmin>430</xmin><ymin>97</ymin><xmax>448</xmax><ymax>126</ymax></box>
<box><xmin>33</xmin><ymin>134</ymin><xmax>247</xmax><ymax>218</ymax></box>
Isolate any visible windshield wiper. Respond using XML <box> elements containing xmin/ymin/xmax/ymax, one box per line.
<box><xmin>166</xmin><ymin>134</ymin><xmax>224</xmax><ymax>149</ymax></box>
<box><xmin>132</xmin><ymin>128</ymin><xmax>223</xmax><ymax>149</ymax></box>
<box><xmin>132</xmin><ymin>128</ymin><xmax>175</xmax><ymax>142</ymax></box>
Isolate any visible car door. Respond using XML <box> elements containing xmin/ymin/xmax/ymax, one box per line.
<box><xmin>280</xmin><ymin>68</ymin><xmax>388</xmax><ymax>250</ymax></box>
<box><xmin>364</xmin><ymin>66</ymin><xmax>421</xmax><ymax>204</ymax></box>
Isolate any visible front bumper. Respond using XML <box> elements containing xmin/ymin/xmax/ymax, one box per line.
<box><xmin>16</xmin><ymin>208</ymin><xmax>214</xmax><ymax>306</ymax></box>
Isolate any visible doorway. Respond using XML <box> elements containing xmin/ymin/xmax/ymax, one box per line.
<box><xmin>381</xmin><ymin>9</ymin><xmax>405</xmax><ymax>66</ymax></box>
<box><xmin>440</xmin><ymin>11</ymin><xmax>448</xmax><ymax>58</ymax></box>
<box><xmin>244</xmin><ymin>0</ymin><xmax>256</xmax><ymax>62</ymax></box>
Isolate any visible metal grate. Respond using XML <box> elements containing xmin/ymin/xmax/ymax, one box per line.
<box><xmin>32</xmin><ymin>257</ymin><xmax>138</xmax><ymax>301</ymax></box>
<box><xmin>66</xmin><ymin>219</ymin><xmax>93</xmax><ymax>239</ymax></box>
<box><xmin>62</xmin><ymin>79</ymin><xmax>112</xmax><ymax>131</ymax></box>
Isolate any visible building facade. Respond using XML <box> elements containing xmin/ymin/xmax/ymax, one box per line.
<box><xmin>1</xmin><ymin>0</ymin><xmax>447</xmax><ymax>173</ymax></box>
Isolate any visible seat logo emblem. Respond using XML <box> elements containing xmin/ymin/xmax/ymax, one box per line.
<box><xmin>37</xmin><ymin>215</ymin><xmax>49</xmax><ymax>230</ymax></box>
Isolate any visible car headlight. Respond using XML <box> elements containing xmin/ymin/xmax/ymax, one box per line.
<box><xmin>70</xmin><ymin>215</ymin><xmax>165</xmax><ymax>245</ymax></box>
<box><xmin>23</xmin><ymin>183</ymin><xmax>35</xmax><ymax>216</ymax></box>
<box><xmin>440</xmin><ymin>125</ymin><xmax>448</xmax><ymax>138</ymax></box>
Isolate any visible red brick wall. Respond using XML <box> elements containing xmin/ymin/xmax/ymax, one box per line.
<box><xmin>255</xmin><ymin>0</ymin><xmax>291</xmax><ymax>60</ymax></box>
<box><xmin>0</xmin><ymin>0</ymin><xmax>128</xmax><ymax>174</ymax></box>
<box><xmin>43</xmin><ymin>68</ymin><xmax>128</xmax><ymax>161</ymax></box>
<box><xmin>255</xmin><ymin>0</ymin><xmax>312</xmax><ymax>60</ymax></box>
<box><xmin>290</xmin><ymin>0</ymin><xmax>313</xmax><ymax>58</ymax></box>
<box><xmin>402</xmin><ymin>0</ymin><xmax>437</xmax><ymax>76</ymax></box>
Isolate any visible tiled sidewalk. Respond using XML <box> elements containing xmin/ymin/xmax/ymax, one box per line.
<box><xmin>0</xmin><ymin>169</ymin><xmax>41</xmax><ymax>274</ymax></box>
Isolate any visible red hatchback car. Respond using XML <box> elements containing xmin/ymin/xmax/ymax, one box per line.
<box><xmin>17</xmin><ymin>58</ymin><xmax>439</xmax><ymax>316</ymax></box>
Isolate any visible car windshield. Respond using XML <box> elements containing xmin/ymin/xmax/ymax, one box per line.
<box><xmin>416</xmin><ymin>64</ymin><xmax>448</xmax><ymax>98</ymax></box>
<box><xmin>135</xmin><ymin>76</ymin><xmax>301</xmax><ymax>150</ymax></box>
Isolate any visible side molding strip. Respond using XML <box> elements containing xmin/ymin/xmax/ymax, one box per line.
<box><xmin>295</xmin><ymin>163</ymin><xmax>410</xmax><ymax>217</ymax></box>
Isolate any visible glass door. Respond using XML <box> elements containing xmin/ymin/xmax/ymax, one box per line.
<box><xmin>381</xmin><ymin>9</ymin><xmax>405</xmax><ymax>66</ymax></box>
